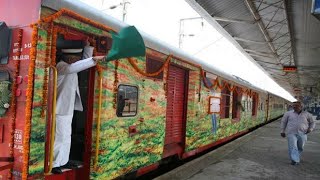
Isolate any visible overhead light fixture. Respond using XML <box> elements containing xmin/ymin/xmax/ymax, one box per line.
<box><xmin>283</xmin><ymin>66</ymin><xmax>297</xmax><ymax>72</ymax></box>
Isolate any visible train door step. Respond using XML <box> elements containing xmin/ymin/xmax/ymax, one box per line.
<box><xmin>45</xmin><ymin>166</ymin><xmax>83</xmax><ymax>180</ymax></box>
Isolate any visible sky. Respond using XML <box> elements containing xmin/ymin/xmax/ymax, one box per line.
<box><xmin>79</xmin><ymin>0</ymin><xmax>296</xmax><ymax>102</ymax></box>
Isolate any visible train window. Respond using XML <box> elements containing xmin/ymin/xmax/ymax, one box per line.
<box><xmin>245</xmin><ymin>101</ymin><xmax>249</xmax><ymax>111</ymax></box>
<box><xmin>279</xmin><ymin>104</ymin><xmax>283</xmax><ymax>109</ymax></box>
<box><xmin>0</xmin><ymin>22</ymin><xmax>11</xmax><ymax>64</ymax></box>
<box><xmin>232</xmin><ymin>87</ymin><xmax>242</xmax><ymax>120</ymax></box>
<box><xmin>252</xmin><ymin>94</ymin><xmax>258</xmax><ymax>116</ymax></box>
<box><xmin>96</xmin><ymin>36</ymin><xmax>112</xmax><ymax>53</ymax></box>
<box><xmin>220</xmin><ymin>84</ymin><xmax>231</xmax><ymax>119</ymax></box>
<box><xmin>116</xmin><ymin>85</ymin><xmax>138</xmax><ymax>117</ymax></box>
<box><xmin>146</xmin><ymin>56</ymin><xmax>164</xmax><ymax>80</ymax></box>
<box><xmin>0</xmin><ymin>71</ymin><xmax>11</xmax><ymax>117</ymax></box>
<box><xmin>242</xmin><ymin>101</ymin><xmax>247</xmax><ymax>111</ymax></box>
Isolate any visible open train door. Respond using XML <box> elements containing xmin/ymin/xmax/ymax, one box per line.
<box><xmin>44</xmin><ymin>31</ymin><xmax>98</xmax><ymax>180</ymax></box>
<box><xmin>163</xmin><ymin>64</ymin><xmax>189</xmax><ymax>158</ymax></box>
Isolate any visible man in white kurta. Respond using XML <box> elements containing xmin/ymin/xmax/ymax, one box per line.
<box><xmin>52</xmin><ymin>45</ymin><xmax>104</xmax><ymax>174</ymax></box>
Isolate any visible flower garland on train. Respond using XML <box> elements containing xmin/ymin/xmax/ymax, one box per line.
<box><xmin>51</xmin><ymin>27</ymin><xmax>58</xmax><ymax>66</ymax></box>
<box><xmin>127</xmin><ymin>55</ymin><xmax>171</xmax><ymax>77</ymax></box>
<box><xmin>41</xmin><ymin>23</ymin><xmax>54</xmax><ymax>117</ymax></box>
<box><xmin>39</xmin><ymin>8</ymin><xmax>115</xmax><ymax>33</ymax></box>
<box><xmin>113</xmin><ymin>60</ymin><xmax>119</xmax><ymax>109</ymax></box>
<box><xmin>22</xmin><ymin>24</ymin><xmax>38</xmax><ymax>180</ymax></box>
<box><xmin>127</xmin><ymin>56</ymin><xmax>171</xmax><ymax>97</ymax></box>
<box><xmin>201</xmin><ymin>69</ymin><xmax>255</xmax><ymax>97</ymax></box>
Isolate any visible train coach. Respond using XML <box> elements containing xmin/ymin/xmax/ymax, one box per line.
<box><xmin>0</xmin><ymin>0</ymin><xmax>288</xmax><ymax>179</ymax></box>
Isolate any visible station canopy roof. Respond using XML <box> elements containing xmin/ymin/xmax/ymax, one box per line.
<box><xmin>186</xmin><ymin>0</ymin><xmax>320</xmax><ymax>101</ymax></box>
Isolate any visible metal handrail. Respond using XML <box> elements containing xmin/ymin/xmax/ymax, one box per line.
<box><xmin>0</xmin><ymin>157</ymin><xmax>14</xmax><ymax>172</ymax></box>
<box><xmin>45</xmin><ymin>66</ymin><xmax>57</xmax><ymax>175</ymax></box>
<box><xmin>0</xmin><ymin>163</ymin><xmax>13</xmax><ymax>172</ymax></box>
<box><xmin>94</xmin><ymin>71</ymin><xmax>103</xmax><ymax>169</ymax></box>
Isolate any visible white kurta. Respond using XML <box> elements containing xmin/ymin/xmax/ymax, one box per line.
<box><xmin>53</xmin><ymin>46</ymin><xmax>96</xmax><ymax>168</ymax></box>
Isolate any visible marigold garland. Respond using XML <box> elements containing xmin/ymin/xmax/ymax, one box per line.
<box><xmin>39</xmin><ymin>8</ymin><xmax>115</xmax><ymax>33</ymax></box>
<box><xmin>164</xmin><ymin>60</ymin><xmax>170</xmax><ymax>97</ymax></box>
<box><xmin>201</xmin><ymin>70</ymin><xmax>216</xmax><ymax>91</ymax></box>
<box><xmin>113</xmin><ymin>60</ymin><xmax>119</xmax><ymax>109</ymax></box>
<box><xmin>22</xmin><ymin>24</ymin><xmax>38</xmax><ymax>180</ymax></box>
<box><xmin>201</xmin><ymin>69</ymin><xmax>255</xmax><ymax>97</ymax></box>
<box><xmin>198</xmin><ymin>72</ymin><xmax>202</xmax><ymax>102</ymax></box>
<box><xmin>127</xmin><ymin>55</ymin><xmax>172</xmax><ymax>77</ymax></box>
<box><xmin>41</xmin><ymin>23</ymin><xmax>53</xmax><ymax>118</ymax></box>
<box><xmin>8</xmin><ymin>29</ymin><xmax>23</xmax><ymax>179</ymax></box>
<box><xmin>171</xmin><ymin>55</ymin><xmax>202</xmax><ymax>69</ymax></box>
<box><xmin>51</xmin><ymin>27</ymin><xmax>58</xmax><ymax>66</ymax></box>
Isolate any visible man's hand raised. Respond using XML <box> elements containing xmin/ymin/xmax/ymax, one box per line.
<box><xmin>92</xmin><ymin>56</ymin><xmax>106</xmax><ymax>63</ymax></box>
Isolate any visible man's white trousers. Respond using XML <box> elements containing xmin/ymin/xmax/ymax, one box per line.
<box><xmin>53</xmin><ymin>114</ymin><xmax>73</xmax><ymax>168</ymax></box>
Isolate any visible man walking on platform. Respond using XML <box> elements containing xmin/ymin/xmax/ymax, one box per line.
<box><xmin>280</xmin><ymin>101</ymin><xmax>315</xmax><ymax>165</ymax></box>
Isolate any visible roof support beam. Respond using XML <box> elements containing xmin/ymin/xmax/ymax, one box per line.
<box><xmin>267</xmin><ymin>19</ymin><xmax>286</xmax><ymax>30</ymax></box>
<box><xmin>263</xmin><ymin>66</ymin><xmax>282</xmax><ymax>71</ymax></box>
<box><xmin>212</xmin><ymin>16</ymin><xmax>255</xmax><ymax>24</ymax></box>
<box><xmin>265</xmin><ymin>2</ymin><xmax>283</xmax><ymax>28</ymax></box>
<box><xmin>255</xmin><ymin>59</ymin><xmax>280</xmax><ymax>65</ymax></box>
<box><xmin>244</xmin><ymin>49</ymin><xmax>275</xmax><ymax>56</ymax></box>
<box><xmin>233</xmin><ymin>37</ymin><xmax>267</xmax><ymax>44</ymax></box>
<box><xmin>234</xmin><ymin>36</ymin><xmax>284</xmax><ymax>45</ymax></box>
<box><xmin>244</xmin><ymin>0</ymin><xmax>281</xmax><ymax>64</ymax></box>
<box><xmin>279</xmin><ymin>54</ymin><xmax>291</xmax><ymax>61</ymax></box>
<box><xmin>278</xmin><ymin>46</ymin><xmax>291</xmax><ymax>56</ymax></box>
<box><xmin>273</xmin><ymin>32</ymin><xmax>289</xmax><ymax>41</ymax></box>
<box><xmin>283</xmin><ymin>0</ymin><xmax>296</xmax><ymax>66</ymax></box>
<box><xmin>276</xmin><ymin>40</ymin><xmax>291</xmax><ymax>51</ymax></box>
<box><xmin>256</xmin><ymin>0</ymin><xmax>284</xmax><ymax>12</ymax></box>
<box><xmin>247</xmin><ymin>52</ymin><xmax>275</xmax><ymax>59</ymax></box>
<box><xmin>270</xmin><ymin>23</ymin><xmax>285</xmax><ymax>42</ymax></box>
<box><xmin>256</xmin><ymin>0</ymin><xmax>265</xmax><ymax>11</ymax></box>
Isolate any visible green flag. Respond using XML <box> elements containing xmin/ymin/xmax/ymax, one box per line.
<box><xmin>106</xmin><ymin>26</ymin><xmax>146</xmax><ymax>61</ymax></box>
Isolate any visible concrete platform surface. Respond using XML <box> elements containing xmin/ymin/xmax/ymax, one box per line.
<box><xmin>155</xmin><ymin>119</ymin><xmax>320</xmax><ymax>180</ymax></box>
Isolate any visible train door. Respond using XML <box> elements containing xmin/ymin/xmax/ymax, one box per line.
<box><xmin>45</xmin><ymin>33</ymin><xmax>96</xmax><ymax>180</ymax></box>
<box><xmin>265</xmin><ymin>93</ymin><xmax>270</xmax><ymax>121</ymax></box>
<box><xmin>163</xmin><ymin>64</ymin><xmax>188</xmax><ymax>158</ymax></box>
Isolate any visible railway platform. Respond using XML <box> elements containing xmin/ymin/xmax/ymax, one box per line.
<box><xmin>156</xmin><ymin>118</ymin><xmax>320</xmax><ymax>180</ymax></box>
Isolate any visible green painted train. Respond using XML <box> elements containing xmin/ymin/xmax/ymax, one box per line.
<box><xmin>0</xmin><ymin>0</ymin><xmax>288</xmax><ymax>179</ymax></box>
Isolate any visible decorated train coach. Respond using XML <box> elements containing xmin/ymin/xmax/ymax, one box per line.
<box><xmin>0</xmin><ymin>0</ymin><xmax>288</xmax><ymax>179</ymax></box>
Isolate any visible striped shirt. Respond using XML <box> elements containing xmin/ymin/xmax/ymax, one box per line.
<box><xmin>281</xmin><ymin>110</ymin><xmax>315</xmax><ymax>134</ymax></box>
